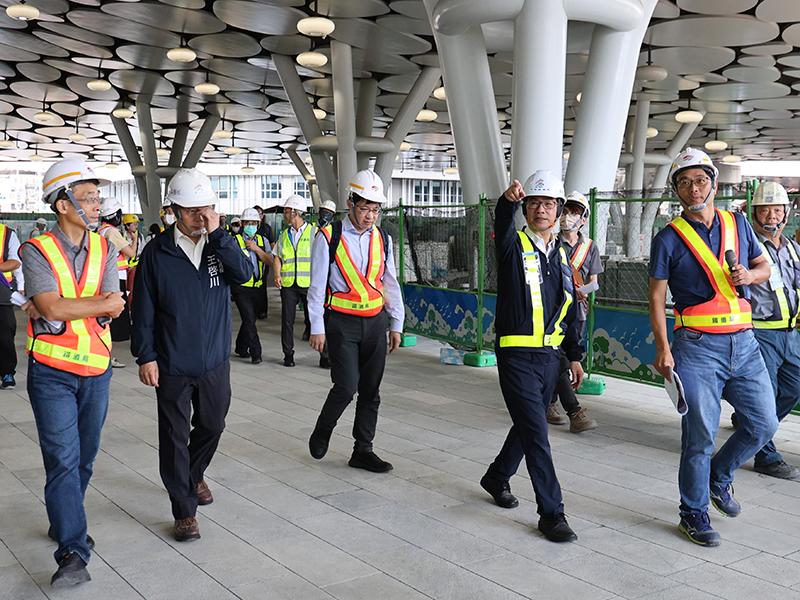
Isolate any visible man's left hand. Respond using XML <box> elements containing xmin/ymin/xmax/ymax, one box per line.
<box><xmin>198</xmin><ymin>206</ymin><xmax>220</xmax><ymax>233</ymax></box>
<box><xmin>388</xmin><ymin>331</ymin><xmax>402</xmax><ymax>354</ymax></box>
<box><xmin>569</xmin><ymin>361</ymin><xmax>584</xmax><ymax>390</ymax></box>
<box><xmin>245</xmin><ymin>239</ymin><xmax>258</xmax><ymax>251</ymax></box>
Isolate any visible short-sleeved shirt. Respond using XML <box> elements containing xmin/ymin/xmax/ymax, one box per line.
<box><xmin>0</xmin><ymin>227</ymin><xmax>20</xmax><ymax>305</ymax></box>
<box><xmin>750</xmin><ymin>232</ymin><xmax>800</xmax><ymax>322</ymax></box>
<box><xmin>649</xmin><ymin>210</ymin><xmax>762</xmax><ymax>314</ymax></box>
<box><xmin>560</xmin><ymin>233</ymin><xmax>603</xmax><ymax>321</ymax></box>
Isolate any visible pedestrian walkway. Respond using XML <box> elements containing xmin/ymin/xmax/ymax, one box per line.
<box><xmin>2</xmin><ymin>305</ymin><xmax>800</xmax><ymax>600</ymax></box>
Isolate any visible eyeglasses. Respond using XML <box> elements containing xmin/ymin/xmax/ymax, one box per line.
<box><xmin>354</xmin><ymin>204</ymin><xmax>381</xmax><ymax>216</ymax></box>
<box><xmin>676</xmin><ymin>177</ymin><xmax>711</xmax><ymax>189</ymax></box>
<box><xmin>527</xmin><ymin>200</ymin><xmax>557</xmax><ymax>210</ymax></box>
<box><xmin>181</xmin><ymin>207</ymin><xmax>207</xmax><ymax>216</ymax></box>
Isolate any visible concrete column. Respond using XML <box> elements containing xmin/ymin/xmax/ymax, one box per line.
<box><xmin>629</xmin><ymin>94</ymin><xmax>650</xmax><ymax>193</ymax></box>
<box><xmin>170</xmin><ymin>123</ymin><xmax>189</xmax><ymax>168</ymax></box>
<box><xmin>331</xmin><ymin>41</ymin><xmax>357</xmax><ymax>208</ymax></box>
<box><xmin>511</xmin><ymin>0</ymin><xmax>568</xmax><ymax>180</ymax></box>
<box><xmin>110</xmin><ymin>114</ymin><xmax>149</xmax><ymax>218</ymax></box>
<box><xmin>182</xmin><ymin>114</ymin><xmax>220</xmax><ymax>169</ymax></box>
<box><xmin>136</xmin><ymin>99</ymin><xmax>163</xmax><ymax>226</ymax></box>
<box><xmin>356</xmin><ymin>77</ymin><xmax>378</xmax><ymax>171</ymax></box>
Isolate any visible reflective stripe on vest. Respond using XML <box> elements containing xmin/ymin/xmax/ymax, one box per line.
<box><xmin>754</xmin><ymin>240</ymin><xmax>800</xmax><ymax>330</ymax></box>
<box><xmin>127</xmin><ymin>232</ymin><xmax>141</xmax><ymax>268</ymax></box>
<box><xmin>0</xmin><ymin>223</ymin><xmax>12</xmax><ymax>282</ymax></box>
<box><xmin>499</xmin><ymin>232</ymin><xmax>573</xmax><ymax>348</ymax></box>
<box><xmin>320</xmin><ymin>224</ymin><xmax>385</xmax><ymax>316</ymax></box>
<box><xmin>25</xmin><ymin>232</ymin><xmax>112</xmax><ymax>376</ymax></box>
<box><xmin>570</xmin><ymin>238</ymin><xmax>592</xmax><ymax>272</ymax></box>
<box><xmin>669</xmin><ymin>210</ymin><xmax>752</xmax><ymax>333</ymax></box>
<box><xmin>98</xmin><ymin>224</ymin><xmax>128</xmax><ymax>272</ymax></box>
<box><xmin>235</xmin><ymin>233</ymin><xmax>265</xmax><ymax>288</ymax></box>
<box><xmin>279</xmin><ymin>225</ymin><xmax>314</xmax><ymax>288</ymax></box>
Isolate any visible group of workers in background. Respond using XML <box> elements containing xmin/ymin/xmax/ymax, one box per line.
<box><xmin>3</xmin><ymin>144</ymin><xmax>800</xmax><ymax>587</ymax></box>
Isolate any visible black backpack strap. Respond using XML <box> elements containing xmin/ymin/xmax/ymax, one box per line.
<box><xmin>328</xmin><ymin>220</ymin><xmax>343</xmax><ymax>264</ymax></box>
<box><xmin>378</xmin><ymin>227</ymin><xmax>389</xmax><ymax>261</ymax></box>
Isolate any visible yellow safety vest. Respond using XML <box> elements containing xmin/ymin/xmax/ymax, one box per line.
<box><xmin>754</xmin><ymin>240</ymin><xmax>800</xmax><ymax>330</ymax></box>
<box><xmin>279</xmin><ymin>224</ymin><xmax>315</xmax><ymax>288</ymax></box>
<box><xmin>98</xmin><ymin>223</ymin><xmax>129</xmax><ymax>273</ymax></box>
<box><xmin>235</xmin><ymin>233</ymin><xmax>266</xmax><ymax>288</ymax></box>
<box><xmin>499</xmin><ymin>231</ymin><xmax>573</xmax><ymax>348</ymax></box>
<box><xmin>127</xmin><ymin>232</ymin><xmax>142</xmax><ymax>268</ymax></box>
<box><xmin>25</xmin><ymin>232</ymin><xmax>112</xmax><ymax>376</ymax></box>
<box><xmin>570</xmin><ymin>237</ymin><xmax>592</xmax><ymax>272</ymax></box>
<box><xmin>0</xmin><ymin>223</ymin><xmax>13</xmax><ymax>283</ymax></box>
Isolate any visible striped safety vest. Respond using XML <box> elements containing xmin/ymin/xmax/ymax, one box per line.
<box><xmin>279</xmin><ymin>224</ymin><xmax>315</xmax><ymax>288</ymax></box>
<box><xmin>569</xmin><ymin>238</ymin><xmax>592</xmax><ymax>272</ymax></box>
<box><xmin>25</xmin><ymin>232</ymin><xmax>112</xmax><ymax>376</ymax></box>
<box><xmin>127</xmin><ymin>232</ymin><xmax>143</xmax><ymax>268</ymax></box>
<box><xmin>0</xmin><ymin>223</ymin><xmax>13</xmax><ymax>283</ymax></box>
<box><xmin>754</xmin><ymin>239</ymin><xmax>800</xmax><ymax>330</ymax></box>
<box><xmin>320</xmin><ymin>223</ymin><xmax>385</xmax><ymax>316</ymax></box>
<box><xmin>669</xmin><ymin>209</ymin><xmax>752</xmax><ymax>333</ymax></box>
<box><xmin>499</xmin><ymin>231</ymin><xmax>573</xmax><ymax>348</ymax></box>
<box><xmin>235</xmin><ymin>233</ymin><xmax>266</xmax><ymax>287</ymax></box>
<box><xmin>98</xmin><ymin>223</ymin><xmax>129</xmax><ymax>273</ymax></box>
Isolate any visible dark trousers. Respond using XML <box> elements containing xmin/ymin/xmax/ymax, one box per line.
<box><xmin>156</xmin><ymin>360</ymin><xmax>231</xmax><ymax>519</ymax></box>
<box><xmin>232</xmin><ymin>285</ymin><xmax>263</xmax><ymax>359</ymax></box>
<box><xmin>110</xmin><ymin>279</ymin><xmax>131</xmax><ymax>343</ymax></box>
<box><xmin>315</xmin><ymin>310</ymin><xmax>388</xmax><ymax>453</ymax></box>
<box><xmin>259</xmin><ymin>266</ymin><xmax>270</xmax><ymax>318</ymax></box>
<box><xmin>0</xmin><ymin>304</ymin><xmax>16</xmax><ymax>375</ymax></box>
<box><xmin>552</xmin><ymin>351</ymin><xmax>581</xmax><ymax>416</ymax></box>
<box><xmin>487</xmin><ymin>349</ymin><xmax>564</xmax><ymax>517</ymax></box>
<box><xmin>280</xmin><ymin>285</ymin><xmax>312</xmax><ymax>359</ymax></box>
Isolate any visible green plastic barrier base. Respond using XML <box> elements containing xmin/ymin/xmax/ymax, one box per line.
<box><xmin>464</xmin><ymin>352</ymin><xmax>496</xmax><ymax>367</ymax></box>
<box><xmin>400</xmin><ymin>334</ymin><xmax>417</xmax><ymax>347</ymax></box>
<box><xmin>578</xmin><ymin>374</ymin><xmax>606</xmax><ymax>395</ymax></box>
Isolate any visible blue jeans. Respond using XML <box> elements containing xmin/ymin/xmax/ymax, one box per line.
<box><xmin>27</xmin><ymin>358</ymin><xmax>111</xmax><ymax>564</ymax></box>
<box><xmin>672</xmin><ymin>328</ymin><xmax>778</xmax><ymax>516</ymax></box>
<box><xmin>752</xmin><ymin>328</ymin><xmax>800</xmax><ymax>467</ymax></box>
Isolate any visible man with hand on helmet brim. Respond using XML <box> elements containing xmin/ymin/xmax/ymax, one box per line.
<box><xmin>480</xmin><ymin>170</ymin><xmax>584</xmax><ymax>544</ymax></box>
<box><xmin>131</xmin><ymin>168</ymin><xmax>253</xmax><ymax>544</ymax></box>
<box><xmin>648</xmin><ymin>147</ymin><xmax>776</xmax><ymax>547</ymax></box>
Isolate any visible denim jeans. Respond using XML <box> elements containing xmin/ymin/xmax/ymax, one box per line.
<box><xmin>27</xmin><ymin>358</ymin><xmax>111</xmax><ymax>564</ymax></box>
<box><xmin>672</xmin><ymin>328</ymin><xmax>778</xmax><ymax>516</ymax></box>
<box><xmin>752</xmin><ymin>328</ymin><xmax>800</xmax><ymax>468</ymax></box>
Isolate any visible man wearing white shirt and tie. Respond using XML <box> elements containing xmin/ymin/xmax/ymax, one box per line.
<box><xmin>307</xmin><ymin>170</ymin><xmax>404</xmax><ymax>473</ymax></box>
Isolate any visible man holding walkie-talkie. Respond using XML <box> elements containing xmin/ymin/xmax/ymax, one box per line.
<box><xmin>648</xmin><ymin>147</ymin><xmax>776</xmax><ymax>548</ymax></box>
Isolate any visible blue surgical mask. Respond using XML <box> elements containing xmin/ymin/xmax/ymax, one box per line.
<box><xmin>243</xmin><ymin>225</ymin><xmax>257</xmax><ymax>237</ymax></box>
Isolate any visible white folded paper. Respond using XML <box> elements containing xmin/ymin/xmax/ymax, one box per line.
<box><xmin>664</xmin><ymin>367</ymin><xmax>688</xmax><ymax>416</ymax></box>
<box><xmin>577</xmin><ymin>280</ymin><xmax>599</xmax><ymax>295</ymax></box>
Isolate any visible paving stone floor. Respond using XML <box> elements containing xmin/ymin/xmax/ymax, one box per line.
<box><xmin>2</xmin><ymin>301</ymin><xmax>800</xmax><ymax>599</ymax></box>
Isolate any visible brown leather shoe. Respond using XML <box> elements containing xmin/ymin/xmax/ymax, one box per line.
<box><xmin>174</xmin><ymin>517</ymin><xmax>200</xmax><ymax>542</ymax></box>
<box><xmin>569</xmin><ymin>408</ymin><xmax>598</xmax><ymax>433</ymax></box>
<box><xmin>196</xmin><ymin>480</ymin><xmax>213</xmax><ymax>505</ymax></box>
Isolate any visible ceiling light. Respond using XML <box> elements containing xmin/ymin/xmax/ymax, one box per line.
<box><xmin>675</xmin><ymin>109</ymin><xmax>703</xmax><ymax>124</ymax></box>
<box><xmin>416</xmin><ymin>109</ymin><xmax>437</xmax><ymax>122</ymax></box>
<box><xmin>296</xmin><ymin>16</ymin><xmax>335</xmax><ymax>38</ymax></box>
<box><xmin>29</xmin><ymin>153</ymin><xmax>43</xmax><ymax>162</ymax></box>
<box><xmin>433</xmin><ymin>87</ymin><xmax>446</xmax><ymax>100</ymax></box>
<box><xmin>241</xmin><ymin>165</ymin><xmax>255</xmax><ymax>173</ymax></box>
<box><xmin>646</xmin><ymin>127</ymin><xmax>658</xmax><ymax>138</ymax></box>
<box><xmin>195</xmin><ymin>81</ymin><xmax>220</xmax><ymax>96</ymax></box>
<box><xmin>636</xmin><ymin>64</ymin><xmax>668</xmax><ymax>82</ymax></box>
<box><xmin>576</xmin><ymin>92</ymin><xmax>582</xmax><ymax>102</ymax></box>
<box><xmin>0</xmin><ymin>139</ymin><xmax>13</xmax><ymax>148</ymax></box>
<box><xmin>443</xmin><ymin>167</ymin><xmax>458</xmax><ymax>175</ymax></box>
<box><xmin>722</xmin><ymin>154</ymin><xmax>741</xmax><ymax>163</ymax></box>
<box><xmin>87</xmin><ymin>78</ymin><xmax>111</xmax><ymax>91</ymax></box>
<box><xmin>6</xmin><ymin>1</ymin><xmax>38</xmax><ymax>21</ymax></box>
<box><xmin>296</xmin><ymin>51</ymin><xmax>328</xmax><ymax>68</ymax></box>
<box><xmin>304</xmin><ymin>155</ymin><xmax>313</xmax><ymax>163</ymax></box>
<box><xmin>167</xmin><ymin>46</ymin><xmax>196</xmax><ymax>63</ymax></box>
<box><xmin>156</xmin><ymin>148</ymin><xmax>169</xmax><ymax>157</ymax></box>
<box><xmin>69</xmin><ymin>132</ymin><xmax>86</xmax><ymax>142</ymax></box>
<box><xmin>213</xmin><ymin>128</ymin><xmax>232</xmax><ymax>139</ymax></box>
<box><xmin>705</xmin><ymin>139</ymin><xmax>728</xmax><ymax>152</ymax></box>
<box><xmin>563</xmin><ymin>152</ymin><xmax>570</xmax><ymax>159</ymax></box>
<box><xmin>399</xmin><ymin>141</ymin><xmax>411</xmax><ymax>151</ymax></box>
<box><xmin>313</xmin><ymin>108</ymin><xmax>326</xmax><ymax>120</ymax></box>
<box><xmin>34</xmin><ymin>110</ymin><xmax>54</xmax><ymax>122</ymax></box>
<box><xmin>224</xmin><ymin>145</ymin><xmax>242</xmax><ymax>155</ymax></box>
<box><xmin>105</xmin><ymin>161</ymin><xmax>119</xmax><ymax>169</ymax></box>
<box><xmin>112</xmin><ymin>107</ymin><xmax>134</xmax><ymax>119</ymax></box>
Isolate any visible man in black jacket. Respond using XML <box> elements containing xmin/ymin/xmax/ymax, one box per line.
<box><xmin>131</xmin><ymin>169</ymin><xmax>253</xmax><ymax>542</ymax></box>
<box><xmin>480</xmin><ymin>171</ymin><xmax>584</xmax><ymax>543</ymax></box>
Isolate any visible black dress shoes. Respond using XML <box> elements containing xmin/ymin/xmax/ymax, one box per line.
<box><xmin>319</xmin><ymin>356</ymin><xmax>331</xmax><ymax>369</ymax></box>
<box><xmin>283</xmin><ymin>356</ymin><xmax>295</xmax><ymax>367</ymax></box>
<box><xmin>251</xmin><ymin>356</ymin><xmax>262</xmax><ymax>365</ymax></box>
<box><xmin>309</xmin><ymin>427</ymin><xmax>332</xmax><ymax>459</ymax></box>
<box><xmin>348</xmin><ymin>451</ymin><xmax>393</xmax><ymax>473</ymax></box>
<box><xmin>480</xmin><ymin>474</ymin><xmax>519</xmax><ymax>508</ymax></box>
<box><xmin>538</xmin><ymin>513</ymin><xmax>578</xmax><ymax>542</ymax></box>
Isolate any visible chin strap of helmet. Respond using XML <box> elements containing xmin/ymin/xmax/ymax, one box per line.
<box><xmin>65</xmin><ymin>188</ymin><xmax>96</xmax><ymax>230</ymax></box>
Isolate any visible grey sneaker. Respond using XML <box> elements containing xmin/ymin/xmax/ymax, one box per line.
<box><xmin>546</xmin><ymin>403</ymin><xmax>569</xmax><ymax>425</ymax></box>
<box><xmin>755</xmin><ymin>461</ymin><xmax>800</xmax><ymax>480</ymax></box>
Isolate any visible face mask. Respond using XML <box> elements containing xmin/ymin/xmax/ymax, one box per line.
<box><xmin>243</xmin><ymin>225</ymin><xmax>257</xmax><ymax>237</ymax></box>
<box><xmin>318</xmin><ymin>212</ymin><xmax>333</xmax><ymax>228</ymax></box>
<box><xmin>163</xmin><ymin>214</ymin><xmax>175</xmax><ymax>225</ymax></box>
<box><xmin>231</xmin><ymin>225</ymin><xmax>241</xmax><ymax>233</ymax></box>
<box><xmin>559</xmin><ymin>213</ymin><xmax>581</xmax><ymax>232</ymax></box>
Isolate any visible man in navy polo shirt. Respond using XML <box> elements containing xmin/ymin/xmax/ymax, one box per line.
<box><xmin>648</xmin><ymin>147</ymin><xmax>777</xmax><ymax>547</ymax></box>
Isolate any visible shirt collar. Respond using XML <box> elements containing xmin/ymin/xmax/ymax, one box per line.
<box><xmin>50</xmin><ymin>223</ymin><xmax>89</xmax><ymax>253</ymax></box>
<box><xmin>343</xmin><ymin>215</ymin><xmax>371</xmax><ymax>236</ymax></box>
<box><xmin>756</xmin><ymin>230</ymin><xmax>785</xmax><ymax>249</ymax></box>
<box><xmin>523</xmin><ymin>225</ymin><xmax>556</xmax><ymax>255</ymax></box>
<box><xmin>680</xmin><ymin>210</ymin><xmax>719</xmax><ymax>233</ymax></box>
<box><xmin>291</xmin><ymin>221</ymin><xmax>307</xmax><ymax>235</ymax></box>
<box><xmin>174</xmin><ymin>224</ymin><xmax>206</xmax><ymax>246</ymax></box>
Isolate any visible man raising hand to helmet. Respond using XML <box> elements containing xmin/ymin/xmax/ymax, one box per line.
<box><xmin>648</xmin><ymin>147</ymin><xmax>776</xmax><ymax>547</ymax></box>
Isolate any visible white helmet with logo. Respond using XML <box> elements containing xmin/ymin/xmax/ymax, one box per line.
<box><xmin>100</xmin><ymin>196</ymin><xmax>123</xmax><ymax>218</ymax></box>
<box><xmin>283</xmin><ymin>194</ymin><xmax>307</xmax><ymax>213</ymax></box>
<box><xmin>165</xmin><ymin>168</ymin><xmax>217</xmax><ymax>207</ymax></box>
<box><xmin>241</xmin><ymin>207</ymin><xmax>260</xmax><ymax>221</ymax></box>
<box><xmin>347</xmin><ymin>170</ymin><xmax>387</xmax><ymax>204</ymax></box>
<box><xmin>669</xmin><ymin>147</ymin><xmax>719</xmax><ymax>212</ymax></box>
<box><xmin>320</xmin><ymin>199</ymin><xmax>337</xmax><ymax>213</ymax></box>
<box><xmin>522</xmin><ymin>170</ymin><xmax>566</xmax><ymax>202</ymax></box>
<box><xmin>752</xmin><ymin>181</ymin><xmax>789</xmax><ymax>207</ymax></box>
<box><xmin>42</xmin><ymin>157</ymin><xmax>110</xmax><ymax>204</ymax></box>
<box><xmin>565</xmin><ymin>190</ymin><xmax>590</xmax><ymax>218</ymax></box>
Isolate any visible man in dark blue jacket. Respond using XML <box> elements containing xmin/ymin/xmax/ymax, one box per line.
<box><xmin>480</xmin><ymin>171</ymin><xmax>584</xmax><ymax>543</ymax></box>
<box><xmin>131</xmin><ymin>169</ymin><xmax>253</xmax><ymax>542</ymax></box>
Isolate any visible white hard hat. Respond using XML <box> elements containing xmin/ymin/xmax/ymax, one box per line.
<box><xmin>347</xmin><ymin>170</ymin><xmax>387</xmax><ymax>204</ymax></box>
<box><xmin>42</xmin><ymin>157</ymin><xmax>110</xmax><ymax>204</ymax></box>
<box><xmin>99</xmin><ymin>196</ymin><xmax>123</xmax><ymax>218</ymax></box>
<box><xmin>320</xmin><ymin>199</ymin><xmax>337</xmax><ymax>213</ymax></box>
<box><xmin>241</xmin><ymin>207</ymin><xmax>260</xmax><ymax>221</ymax></box>
<box><xmin>230</xmin><ymin>216</ymin><xmax>241</xmax><ymax>224</ymax></box>
<box><xmin>165</xmin><ymin>168</ymin><xmax>217</xmax><ymax>207</ymax></box>
<box><xmin>522</xmin><ymin>170</ymin><xmax>566</xmax><ymax>202</ymax></box>
<box><xmin>35</xmin><ymin>217</ymin><xmax>47</xmax><ymax>225</ymax></box>
<box><xmin>283</xmin><ymin>194</ymin><xmax>307</xmax><ymax>212</ymax></box>
<box><xmin>752</xmin><ymin>181</ymin><xmax>790</xmax><ymax>207</ymax></box>
<box><xmin>565</xmin><ymin>190</ymin><xmax>590</xmax><ymax>218</ymax></box>
<box><xmin>668</xmin><ymin>147</ymin><xmax>719</xmax><ymax>187</ymax></box>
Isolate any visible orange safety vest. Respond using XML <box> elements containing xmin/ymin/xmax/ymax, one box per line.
<box><xmin>669</xmin><ymin>209</ymin><xmax>752</xmax><ymax>333</ymax></box>
<box><xmin>0</xmin><ymin>223</ymin><xmax>13</xmax><ymax>283</ymax></box>
<box><xmin>320</xmin><ymin>224</ymin><xmax>385</xmax><ymax>316</ymax></box>
<box><xmin>25</xmin><ymin>232</ymin><xmax>112</xmax><ymax>376</ymax></box>
<box><xmin>98</xmin><ymin>223</ymin><xmax>129</xmax><ymax>272</ymax></box>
